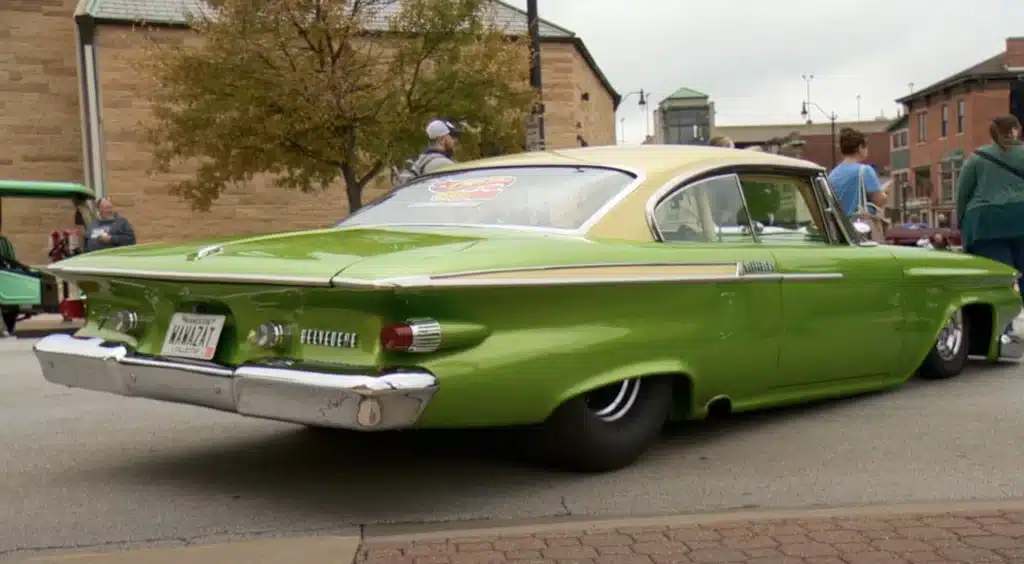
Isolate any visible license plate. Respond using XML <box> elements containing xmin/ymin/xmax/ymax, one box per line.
<box><xmin>160</xmin><ymin>313</ymin><xmax>226</xmax><ymax>360</ymax></box>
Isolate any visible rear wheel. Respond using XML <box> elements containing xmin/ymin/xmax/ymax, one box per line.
<box><xmin>919</xmin><ymin>310</ymin><xmax>969</xmax><ymax>379</ymax></box>
<box><xmin>535</xmin><ymin>375</ymin><xmax>673</xmax><ymax>472</ymax></box>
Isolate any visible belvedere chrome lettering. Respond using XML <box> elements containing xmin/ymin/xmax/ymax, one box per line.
<box><xmin>299</xmin><ymin>329</ymin><xmax>359</xmax><ymax>349</ymax></box>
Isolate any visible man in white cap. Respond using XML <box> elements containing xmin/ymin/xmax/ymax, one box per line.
<box><xmin>391</xmin><ymin>119</ymin><xmax>463</xmax><ymax>186</ymax></box>
<box><xmin>418</xmin><ymin>119</ymin><xmax>461</xmax><ymax>173</ymax></box>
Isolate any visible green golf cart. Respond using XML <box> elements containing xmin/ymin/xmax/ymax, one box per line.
<box><xmin>0</xmin><ymin>180</ymin><xmax>95</xmax><ymax>333</ymax></box>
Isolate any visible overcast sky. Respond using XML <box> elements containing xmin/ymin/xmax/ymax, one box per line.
<box><xmin>504</xmin><ymin>0</ymin><xmax>1024</xmax><ymax>144</ymax></box>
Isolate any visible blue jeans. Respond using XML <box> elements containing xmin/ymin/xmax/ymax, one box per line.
<box><xmin>967</xmin><ymin>237</ymin><xmax>1024</xmax><ymax>334</ymax></box>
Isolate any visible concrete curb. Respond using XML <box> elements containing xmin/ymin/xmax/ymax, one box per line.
<box><xmin>22</xmin><ymin>535</ymin><xmax>361</xmax><ymax>564</ymax></box>
<box><xmin>361</xmin><ymin>498</ymin><xmax>1024</xmax><ymax>543</ymax></box>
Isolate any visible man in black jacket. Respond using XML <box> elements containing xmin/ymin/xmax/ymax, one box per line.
<box><xmin>84</xmin><ymin>198</ymin><xmax>136</xmax><ymax>253</ymax></box>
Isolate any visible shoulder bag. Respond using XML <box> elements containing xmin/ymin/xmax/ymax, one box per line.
<box><xmin>852</xmin><ymin>165</ymin><xmax>889</xmax><ymax>242</ymax></box>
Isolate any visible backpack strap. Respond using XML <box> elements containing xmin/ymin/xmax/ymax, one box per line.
<box><xmin>849</xmin><ymin>164</ymin><xmax>869</xmax><ymax>218</ymax></box>
<box><xmin>411</xmin><ymin>153</ymin><xmax>443</xmax><ymax>176</ymax></box>
<box><xmin>975</xmin><ymin>150</ymin><xmax>1024</xmax><ymax>183</ymax></box>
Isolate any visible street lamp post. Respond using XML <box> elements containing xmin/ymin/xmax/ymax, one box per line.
<box><xmin>526</xmin><ymin>0</ymin><xmax>545</xmax><ymax>151</ymax></box>
<box><xmin>802</xmin><ymin>74</ymin><xmax>814</xmax><ymax>124</ymax></box>
<box><xmin>618</xmin><ymin>90</ymin><xmax>649</xmax><ymax>143</ymax></box>
<box><xmin>801</xmin><ymin>101</ymin><xmax>839</xmax><ymax>169</ymax></box>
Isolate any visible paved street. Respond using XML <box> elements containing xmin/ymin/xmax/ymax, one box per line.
<box><xmin>3</xmin><ymin>337</ymin><xmax>1024</xmax><ymax>560</ymax></box>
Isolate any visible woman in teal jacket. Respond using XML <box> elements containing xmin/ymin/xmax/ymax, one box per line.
<box><xmin>956</xmin><ymin>115</ymin><xmax>1024</xmax><ymax>309</ymax></box>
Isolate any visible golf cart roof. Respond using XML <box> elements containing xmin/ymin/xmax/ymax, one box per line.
<box><xmin>0</xmin><ymin>180</ymin><xmax>95</xmax><ymax>200</ymax></box>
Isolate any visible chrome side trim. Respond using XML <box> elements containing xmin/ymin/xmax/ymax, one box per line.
<box><xmin>335</xmin><ymin>222</ymin><xmax>584</xmax><ymax>237</ymax></box>
<box><xmin>386</xmin><ymin>274</ymin><xmax>751</xmax><ymax>288</ymax></box>
<box><xmin>45</xmin><ymin>265</ymin><xmax>333</xmax><ymax>287</ymax></box>
<box><xmin>426</xmin><ymin>262</ymin><xmax>743</xmax><ymax>280</ymax></box>
<box><xmin>780</xmin><ymin>273</ymin><xmax>844</xmax><ymax>281</ymax></box>
<box><xmin>33</xmin><ymin>334</ymin><xmax>438</xmax><ymax>431</ymax></box>
<box><xmin>367</xmin><ymin>264</ymin><xmax>843</xmax><ymax>288</ymax></box>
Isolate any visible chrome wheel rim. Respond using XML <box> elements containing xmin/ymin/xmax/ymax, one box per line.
<box><xmin>935</xmin><ymin>311</ymin><xmax>964</xmax><ymax>361</ymax></box>
<box><xmin>586</xmin><ymin>379</ymin><xmax>641</xmax><ymax>422</ymax></box>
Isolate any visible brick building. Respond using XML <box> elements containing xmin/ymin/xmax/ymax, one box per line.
<box><xmin>895</xmin><ymin>37</ymin><xmax>1024</xmax><ymax>228</ymax></box>
<box><xmin>885</xmin><ymin>113</ymin><xmax>926</xmax><ymax>224</ymax></box>
<box><xmin>0</xmin><ymin>0</ymin><xmax>619</xmax><ymax>265</ymax></box>
<box><xmin>649</xmin><ymin>87</ymin><xmax>716</xmax><ymax>145</ymax></box>
<box><xmin>714</xmin><ymin>117</ymin><xmax>893</xmax><ymax>172</ymax></box>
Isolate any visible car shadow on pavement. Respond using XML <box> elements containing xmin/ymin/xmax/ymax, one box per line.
<box><xmin>77</xmin><ymin>360</ymin><xmax>1015</xmax><ymax>524</ymax></box>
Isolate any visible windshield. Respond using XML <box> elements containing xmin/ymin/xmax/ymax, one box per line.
<box><xmin>339</xmin><ymin>166</ymin><xmax>635</xmax><ymax>231</ymax></box>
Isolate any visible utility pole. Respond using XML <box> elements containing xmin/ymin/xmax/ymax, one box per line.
<box><xmin>829</xmin><ymin>113</ymin><xmax>837</xmax><ymax>168</ymax></box>
<box><xmin>856</xmin><ymin>94</ymin><xmax>861</xmax><ymax>120</ymax></box>
<box><xmin>526</xmin><ymin>0</ymin><xmax>545</xmax><ymax>151</ymax></box>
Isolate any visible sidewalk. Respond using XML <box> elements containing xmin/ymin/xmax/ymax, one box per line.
<box><xmin>357</xmin><ymin>501</ymin><xmax>1024</xmax><ymax>564</ymax></box>
<box><xmin>20</xmin><ymin>500</ymin><xmax>1024</xmax><ymax>563</ymax></box>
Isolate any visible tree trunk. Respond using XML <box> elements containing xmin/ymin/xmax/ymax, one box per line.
<box><xmin>341</xmin><ymin>166</ymin><xmax>363</xmax><ymax>214</ymax></box>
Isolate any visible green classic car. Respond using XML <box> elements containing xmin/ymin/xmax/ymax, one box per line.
<box><xmin>33</xmin><ymin>146</ymin><xmax>1023</xmax><ymax>472</ymax></box>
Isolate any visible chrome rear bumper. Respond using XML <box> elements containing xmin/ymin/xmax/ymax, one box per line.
<box><xmin>33</xmin><ymin>334</ymin><xmax>437</xmax><ymax>430</ymax></box>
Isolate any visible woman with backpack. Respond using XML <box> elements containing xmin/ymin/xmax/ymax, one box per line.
<box><xmin>956</xmin><ymin>115</ymin><xmax>1024</xmax><ymax>307</ymax></box>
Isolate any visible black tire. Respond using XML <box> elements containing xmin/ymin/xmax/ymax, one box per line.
<box><xmin>534</xmin><ymin>375</ymin><xmax>673</xmax><ymax>472</ymax></box>
<box><xmin>919</xmin><ymin>309</ymin><xmax>969</xmax><ymax>379</ymax></box>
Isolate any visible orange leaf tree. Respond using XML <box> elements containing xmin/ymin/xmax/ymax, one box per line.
<box><xmin>142</xmin><ymin>0</ymin><xmax>534</xmax><ymax>213</ymax></box>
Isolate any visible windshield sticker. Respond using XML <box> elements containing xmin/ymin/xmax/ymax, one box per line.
<box><xmin>426</xmin><ymin>176</ymin><xmax>517</xmax><ymax>203</ymax></box>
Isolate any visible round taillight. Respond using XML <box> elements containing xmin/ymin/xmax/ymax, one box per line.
<box><xmin>381</xmin><ymin>319</ymin><xmax>442</xmax><ymax>352</ymax></box>
<box><xmin>252</xmin><ymin>322</ymin><xmax>288</xmax><ymax>349</ymax></box>
<box><xmin>108</xmin><ymin>310</ymin><xmax>140</xmax><ymax>333</ymax></box>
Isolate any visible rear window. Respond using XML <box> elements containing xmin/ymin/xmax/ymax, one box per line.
<box><xmin>339</xmin><ymin>166</ymin><xmax>635</xmax><ymax>231</ymax></box>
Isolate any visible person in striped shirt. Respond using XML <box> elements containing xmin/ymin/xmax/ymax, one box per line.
<box><xmin>0</xmin><ymin>231</ymin><xmax>17</xmax><ymax>337</ymax></box>
<box><xmin>0</xmin><ymin>230</ymin><xmax>14</xmax><ymax>262</ymax></box>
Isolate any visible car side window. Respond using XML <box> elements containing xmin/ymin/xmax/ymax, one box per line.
<box><xmin>653</xmin><ymin>174</ymin><xmax>754</xmax><ymax>244</ymax></box>
<box><xmin>735</xmin><ymin>173</ymin><xmax>832</xmax><ymax>245</ymax></box>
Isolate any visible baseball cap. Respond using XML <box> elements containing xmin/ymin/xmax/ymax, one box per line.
<box><xmin>426</xmin><ymin>119</ymin><xmax>461</xmax><ymax>140</ymax></box>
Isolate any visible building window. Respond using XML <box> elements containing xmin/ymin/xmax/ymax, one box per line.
<box><xmin>916</xmin><ymin>111</ymin><xmax>928</xmax><ymax>142</ymax></box>
<box><xmin>913</xmin><ymin>166</ymin><xmax>932</xmax><ymax>200</ymax></box>
<box><xmin>939</xmin><ymin>158</ymin><xmax>962</xmax><ymax>203</ymax></box>
<box><xmin>940</xmin><ymin>104</ymin><xmax>948</xmax><ymax>138</ymax></box>
<box><xmin>661</xmin><ymin>107</ymin><xmax>711</xmax><ymax>145</ymax></box>
<box><xmin>956</xmin><ymin>100</ymin><xmax>965</xmax><ymax>134</ymax></box>
<box><xmin>892</xmin><ymin>129</ymin><xmax>909</xmax><ymax>149</ymax></box>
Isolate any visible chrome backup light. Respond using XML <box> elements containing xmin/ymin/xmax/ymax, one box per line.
<box><xmin>252</xmin><ymin>322</ymin><xmax>290</xmax><ymax>349</ymax></box>
<box><xmin>108</xmin><ymin>310</ymin><xmax>140</xmax><ymax>333</ymax></box>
